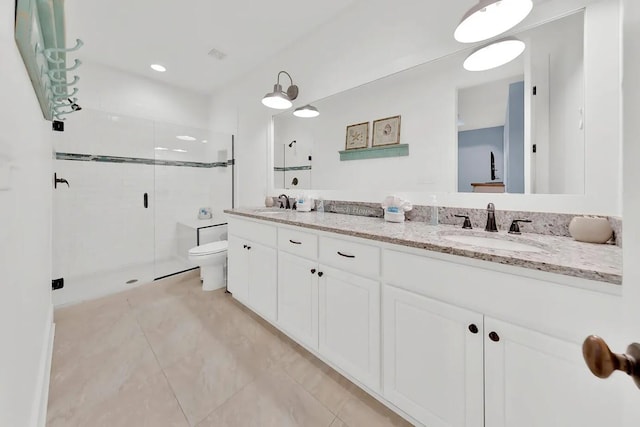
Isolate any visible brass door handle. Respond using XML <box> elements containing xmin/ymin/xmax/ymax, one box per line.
<box><xmin>582</xmin><ymin>335</ymin><xmax>640</xmax><ymax>389</ymax></box>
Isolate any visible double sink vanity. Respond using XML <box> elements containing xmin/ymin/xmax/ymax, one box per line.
<box><xmin>224</xmin><ymin>206</ymin><xmax>623</xmax><ymax>427</ymax></box>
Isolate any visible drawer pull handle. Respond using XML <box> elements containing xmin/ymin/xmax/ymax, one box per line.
<box><xmin>337</xmin><ymin>251</ymin><xmax>355</xmax><ymax>259</ymax></box>
<box><xmin>318</xmin><ymin>272</ymin><xmax>324</xmax><ymax>277</ymax></box>
<box><xmin>311</xmin><ymin>269</ymin><xmax>316</xmax><ymax>274</ymax></box>
<box><xmin>243</xmin><ymin>244</ymin><xmax>247</xmax><ymax>249</ymax></box>
<box><xmin>289</xmin><ymin>239</ymin><xmax>302</xmax><ymax>245</ymax></box>
<box><xmin>489</xmin><ymin>331</ymin><xmax>500</xmax><ymax>342</ymax></box>
<box><xmin>246</xmin><ymin>246</ymin><xmax>252</xmax><ymax>250</ymax></box>
<box><xmin>468</xmin><ymin>324</ymin><xmax>479</xmax><ymax>334</ymax></box>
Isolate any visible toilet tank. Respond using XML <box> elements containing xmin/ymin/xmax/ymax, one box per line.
<box><xmin>177</xmin><ymin>222</ymin><xmax>228</xmax><ymax>260</ymax></box>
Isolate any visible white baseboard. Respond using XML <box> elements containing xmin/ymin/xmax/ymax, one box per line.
<box><xmin>31</xmin><ymin>304</ymin><xmax>54</xmax><ymax>427</ymax></box>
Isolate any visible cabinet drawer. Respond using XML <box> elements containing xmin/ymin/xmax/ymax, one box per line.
<box><xmin>228</xmin><ymin>217</ymin><xmax>277</xmax><ymax>247</ymax></box>
<box><xmin>319</xmin><ymin>236</ymin><xmax>380</xmax><ymax>278</ymax></box>
<box><xmin>278</xmin><ymin>227</ymin><xmax>318</xmax><ymax>259</ymax></box>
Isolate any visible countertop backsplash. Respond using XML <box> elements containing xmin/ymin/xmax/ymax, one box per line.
<box><xmin>267</xmin><ymin>197</ymin><xmax>622</xmax><ymax>247</ymax></box>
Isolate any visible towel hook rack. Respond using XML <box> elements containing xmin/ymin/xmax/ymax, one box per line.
<box><xmin>43</xmin><ymin>39</ymin><xmax>84</xmax><ymax>64</ymax></box>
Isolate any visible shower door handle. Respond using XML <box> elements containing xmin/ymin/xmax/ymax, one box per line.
<box><xmin>143</xmin><ymin>193</ymin><xmax>148</xmax><ymax>209</ymax></box>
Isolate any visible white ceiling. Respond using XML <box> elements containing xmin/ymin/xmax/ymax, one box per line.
<box><xmin>66</xmin><ymin>0</ymin><xmax>358</xmax><ymax>94</ymax></box>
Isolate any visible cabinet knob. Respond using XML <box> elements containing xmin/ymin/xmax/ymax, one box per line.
<box><xmin>468</xmin><ymin>324</ymin><xmax>479</xmax><ymax>334</ymax></box>
<box><xmin>489</xmin><ymin>331</ymin><xmax>500</xmax><ymax>342</ymax></box>
<box><xmin>311</xmin><ymin>269</ymin><xmax>316</xmax><ymax>274</ymax></box>
<box><xmin>318</xmin><ymin>272</ymin><xmax>324</xmax><ymax>277</ymax></box>
<box><xmin>246</xmin><ymin>246</ymin><xmax>252</xmax><ymax>250</ymax></box>
<box><xmin>243</xmin><ymin>244</ymin><xmax>247</xmax><ymax>249</ymax></box>
<box><xmin>582</xmin><ymin>335</ymin><xmax>640</xmax><ymax>389</ymax></box>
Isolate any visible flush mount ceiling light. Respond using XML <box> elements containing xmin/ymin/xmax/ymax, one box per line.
<box><xmin>262</xmin><ymin>70</ymin><xmax>299</xmax><ymax>110</ymax></box>
<box><xmin>176</xmin><ymin>135</ymin><xmax>196</xmax><ymax>141</ymax></box>
<box><xmin>154</xmin><ymin>147</ymin><xmax>169</xmax><ymax>151</ymax></box>
<box><xmin>463</xmin><ymin>37</ymin><xmax>526</xmax><ymax>71</ymax></box>
<box><xmin>454</xmin><ymin>0</ymin><xmax>533</xmax><ymax>43</ymax></box>
<box><xmin>172</xmin><ymin>149</ymin><xmax>187</xmax><ymax>153</ymax></box>
<box><xmin>150</xmin><ymin>64</ymin><xmax>167</xmax><ymax>72</ymax></box>
<box><xmin>293</xmin><ymin>104</ymin><xmax>320</xmax><ymax>118</ymax></box>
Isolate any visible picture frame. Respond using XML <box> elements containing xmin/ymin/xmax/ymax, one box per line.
<box><xmin>372</xmin><ymin>115</ymin><xmax>402</xmax><ymax>147</ymax></box>
<box><xmin>345</xmin><ymin>122</ymin><xmax>369</xmax><ymax>150</ymax></box>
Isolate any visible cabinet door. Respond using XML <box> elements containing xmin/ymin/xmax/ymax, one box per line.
<box><xmin>318</xmin><ymin>265</ymin><xmax>380</xmax><ymax>391</ymax></box>
<box><xmin>278</xmin><ymin>252</ymin><xmax>318</xmax><ymax>350</ymax></box>
<box><xmin>484</xmin><ymin>317</ymin><xmax>624</xmax><ymax>427</ymax></box>
<box><xmin>383</xmin><ymin>285</ymin><xmax>484</xmax><ymax>427</ymax></box>
<box><xmin>227</xmin><ymin>235</ymin><xmax>249</xmax><ymax>303</ymax></box>
<box><xmin>247</xmin><ymin>242</ymin><xmax>278</xmax><ymax>322</ymax></box>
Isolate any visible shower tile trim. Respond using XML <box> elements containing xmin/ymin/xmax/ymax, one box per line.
<box><xmin>55</xmin><ymin>152</ymin><xmax>229</xmax><ymax>168</ymax></box>
<box><xmin>274</xmin><ymin>165</ymin><xmax>312</xmax><ymax>172</ymax></box>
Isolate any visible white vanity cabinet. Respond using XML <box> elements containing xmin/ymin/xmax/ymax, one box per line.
<box><xmin>318</xmin><ymin>265</ymin><xmax>381</xmax><ymax>392</ymax></box>
<box><xmin>383</xmin><ymin>285</ymin><xmax>484</xmax><ymax>427</ymax></box>
<box><xmin>227</xmin><ymin>218</ymin><xmax>278</xmax><ymax>321</ymax></box>
<box><xmin>483</xmin><ymin>317</ymin><xmax>621</xmax><ymax>427</ymax></box>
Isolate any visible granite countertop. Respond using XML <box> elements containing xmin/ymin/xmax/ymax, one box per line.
<box><xmin>224</xmin><ymin>208</ymin><xmax>622</xmax><ymax>285</ymax></box>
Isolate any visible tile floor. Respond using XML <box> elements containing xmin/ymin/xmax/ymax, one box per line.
<box><xmin>47</xmin><ymin>271</ymin><xmax>413</xmax><ymax>427</ymax></box>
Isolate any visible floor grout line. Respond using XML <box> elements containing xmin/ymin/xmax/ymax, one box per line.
<box><xmin>132</xmin><ymin>298</ymin><xmax>192</xmax><ymax>427</ymax></box>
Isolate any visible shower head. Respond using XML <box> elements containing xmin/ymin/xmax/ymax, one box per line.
<box><xmin>288</xmin><ymin>140</ymin><xmax>296</xmax><ymax>148</ymax></box>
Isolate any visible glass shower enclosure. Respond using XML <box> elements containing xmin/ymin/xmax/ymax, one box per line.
<box><xmin>51</xmin><ymin>109</ymin><xmax>233</xmax><ymax>306</ymax></box>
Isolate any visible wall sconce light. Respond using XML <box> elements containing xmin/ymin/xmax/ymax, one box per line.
<box><xmin>463</xmin><ymin>37</ymin><xmax>526</xmax><ymax>71</ymax></box>
<box><xmin>293</xmin><ymin>104</ymin><xmax>320</xmax><ymax>118</ymax></box>
<box><xmin>262</xmin><ymin>70</ymin><xmax>299</xmax><ymax>110</ymax></box>
<box><xmin>454</xmin><ymin>0</ymin><xmax>533</xmax><ymax>43</ymax></box>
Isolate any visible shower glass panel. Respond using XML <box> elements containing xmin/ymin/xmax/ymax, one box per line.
<box><xmin>52</xmin><ymin>108</ymin><xmax>234</xmax><ymax>306</ymax></box>
<box><xmin>52</xmin><ymin>110</ymin><xmax>156</xmax><ymax>306</ymax></box>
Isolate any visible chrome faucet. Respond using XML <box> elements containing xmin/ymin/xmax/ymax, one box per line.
<box><xmin>278</xmin><ymin>194</ymin><xmax>291</xmax><ymax>209</ymax></box>
<box><xmin>485</xmin><ymin>203</ymin><xmax>498</xmax><ymax>232</ymax></box>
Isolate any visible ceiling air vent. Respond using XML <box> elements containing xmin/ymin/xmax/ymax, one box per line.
<box><xmin>208</xmin><ymin>48</ymin><xmax>227</xmax><ymax>60</ymax></box>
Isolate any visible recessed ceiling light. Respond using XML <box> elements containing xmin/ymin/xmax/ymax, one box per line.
<box><xmin>202</xmin><ymin>140</ymin><xmax>208</xmax><ymax>143</ymax></box>
<box><xmin>154</xmin><ymin>147</ymin><xmax>169</xmax><ymax>151</ymax></box>
<box><xmin>463</xmin><ymin>38</ymin><xmax>526</xmax><ymax>71</ymax></box>
<box><xmin>455</xmin><ymin>0</ymin><xmax>533</xmax><ymax>43</ymax></box>
<box><xmin>172</xmin><ymin>149</ymin><xmax>187</xmax><ymax>153</ymax></box>
<box><xmin>150</xmin><ymin>64</ymin><xmax>167</xmax><ymax>73</ymax></box>
<box><xmin>176</xmin><ymin>135</ymin><xmax>196</xmax><ymax>141</ymax></box>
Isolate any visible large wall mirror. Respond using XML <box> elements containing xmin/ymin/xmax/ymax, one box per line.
<box><xmin>272</xmin><ymin>1</ymin><xmax>620</xmax><ymax>201</ymax></box>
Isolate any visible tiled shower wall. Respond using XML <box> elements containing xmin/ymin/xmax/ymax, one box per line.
<box><xmin>52</xmin><ymin>109</ymin><xmax>232</xmax><ymax>281</ymax></box>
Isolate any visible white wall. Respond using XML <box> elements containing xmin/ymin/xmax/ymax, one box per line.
<box><xmin>0</xmin><ymin>2</ymin><xmax>54</xmax><ymax>426</ymax></box>
<box><xmin>210</xmin><ymin>0</ymin><xmax>622</xmax><ymax>216</ymax></box>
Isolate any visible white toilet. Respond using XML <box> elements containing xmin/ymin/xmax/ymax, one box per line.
<box><xmin>188</xmin><ymin>240</ymin><xmax>228</xmax><ymax>291</ymax></box>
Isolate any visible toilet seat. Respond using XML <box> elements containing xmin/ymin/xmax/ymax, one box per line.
<box><xmin>188</xmin><ymin>241</ymin><xmax>228</xmax><ymax>257</ymax></box>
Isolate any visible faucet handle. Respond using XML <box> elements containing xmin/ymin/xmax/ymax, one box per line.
<box><xmin>509</xmin><ymin>219</ymin><xmax>532</xmax><ymax>234</ymax></box>
<box><xmin>454</xmin><ymin>214</ymin><xmax>473</xmax><ymax>229</ymax></box>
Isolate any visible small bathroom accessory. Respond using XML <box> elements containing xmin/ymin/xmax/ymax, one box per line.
<box><xmin>198</xmin><ymin>207</ymin><xmax>212</xmax><ymax>219</ymax></box>
<box><xmin>569</xmin><ymin>216</ymin><xmax>613</xmax><ymax>244</ymax></box>
<box><xmin>264</xmin><ymin>196</ymin><xmax>275</xmax><ymax>207</ymax></box>
<box><xmin>381</xmin><ymin>196</ymin><xmax>413</xmax><ymax>223</ymax></box>
<box><xmin>296</xmin><ymin>194</ymin><xmax>315</xmax><ymax>212</ymax></box>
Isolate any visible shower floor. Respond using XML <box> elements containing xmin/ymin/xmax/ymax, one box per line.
<box><xmin>52</xmin><ymin>257</ymin><xmax>196</xmax><ymax>307</ymax></box>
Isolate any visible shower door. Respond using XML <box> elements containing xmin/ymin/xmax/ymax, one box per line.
<box><xmin>52</xmin><ymin>109</ymin><xmax>156</xmax><ymax>305</ymax></box>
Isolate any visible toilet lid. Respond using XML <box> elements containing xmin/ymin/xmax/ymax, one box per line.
<box><xmin>189</xmin><ymin>240</ymin><xmax>228</xmax><ymax>256</ymax></box>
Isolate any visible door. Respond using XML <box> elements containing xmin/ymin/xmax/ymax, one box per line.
<box><xmin>485</xmin><ymin>317</ymin><xmax>624</xmax><ymax>427</ymax></box>
<box><xmin>227</xmin><ymin>235</ymin><xmax>249</xmax><ymax>303</ymax></box>
<box><xmin>278</xmin><ymin>252</ymin><xmax>319</xmax><ymax>350</ymax></box>
<box><xmin>247</xmin><ymin>242</ymin><xmax>278</xmax><ymax>321</ymax></box>
<box><xmin>318</xmin><ymin>265</ymin><xmax>380</xmax><ymax>391</ymax></box>
<box><xmin>383</xmin><ymin>285</ymin><xmax>484</xmax><ymax>427</ymax></box>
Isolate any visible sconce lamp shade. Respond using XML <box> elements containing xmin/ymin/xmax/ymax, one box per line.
<box><xmin>293</xmin><ymin>105</ymin><xmax>320</xmax><ymax>118</ymax></box>
<box><xmin>454</xmin><ymin>0</ymin><xmax>533</xmax><ymax>43</ymax></box>
<box><xmin>262</xmin><ymin>84</ymin><xmax>293</xmax><ymax>109</ymax></box>
<box><xmin>463</xmin><ymin>37</ymin><xmax>526</xmax><ymax>71</ymax></box>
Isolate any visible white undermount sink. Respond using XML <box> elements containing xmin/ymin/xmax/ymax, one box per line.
<box><xmin>443</xmin><ymin>234</ymin><xmax>546</xmax><ymax>253</ymax></box>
